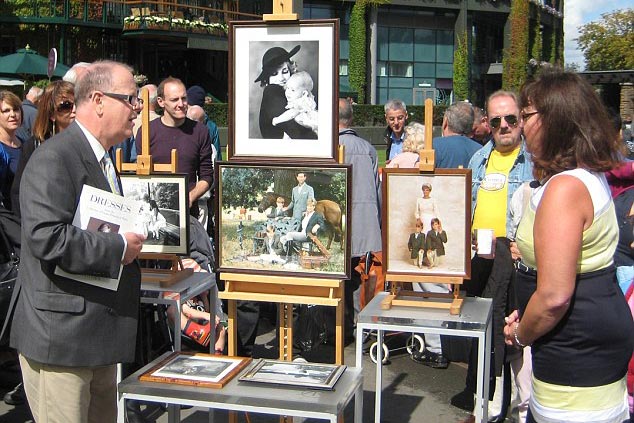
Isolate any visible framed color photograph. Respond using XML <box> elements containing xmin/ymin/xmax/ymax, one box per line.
<box><xmin>239</xmin><ymin>358</ymin><xmax>346</xmax><ymax>390</ymax></box>
<box><xmin>120</xmin><ymin>173</ymin><xmax>189</xmax><ymax>255</ymax></box>
<box><xmin>139</xmin><ymin>352</ymin><xmax>251</xmax><ymax>388</ymax></box>
<box><xmin>228</xmin><ymin>19</ymin><xmax>339</xmax><ymax>162</ymax></box>
<box><xmin>215</xmin><ymin>162</ymin><xmax>351</xmax><ymax>279</ymax></box>
<box><xmin>383</xmin><ymin>168</ymin><xmax>472</xmax><ymax>279</ymax></box>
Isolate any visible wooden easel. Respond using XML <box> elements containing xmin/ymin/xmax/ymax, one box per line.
<box><xmin>382</xmin><ymin>98</ymin><xmax>465</xmax><ymax>315</ymax></box>
<box><xmin>116</xmin><ymin>87</ymin><xmax>193</xmax><ymax>285</ymax></box>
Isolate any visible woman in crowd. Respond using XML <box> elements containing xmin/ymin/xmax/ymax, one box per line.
<box><xmin>11</xmin><ymin>81</ymin><xmax>75</xmax><ymax>218</ymax></box>
<box><xmin>504</xmin><ymin>69</ymin><xmax>633</xmax><ymax>422</ymax></box>
<box><xmin>255</xmin><ymin>45</ymin><xmax>317</xmax><ymax>140</ymax></box>
<box><xmin>386</xmin><ymin>121</ymin><xmax>426</xmax><ymax>169</ymax></box>
<box><xmin>0</xmin><ymin>91</ymin><xmax>23</xmax><ymax>211</ymax></box>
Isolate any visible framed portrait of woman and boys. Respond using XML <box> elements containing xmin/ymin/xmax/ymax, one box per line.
<box><xmin>228</xmin><ymin>19</ymin><xmax>339</xmax><ymax>162</ymax></box>
<box><xmin>382</xmin><ymin>168</ymin><xmax>472</xmax><ymax>279</ymax></box>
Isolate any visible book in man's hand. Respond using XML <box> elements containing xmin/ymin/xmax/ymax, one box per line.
<box><xmin>54</xmin><ymin>184</ymin><xmax>144</xmax><ymax>290</ymax></box>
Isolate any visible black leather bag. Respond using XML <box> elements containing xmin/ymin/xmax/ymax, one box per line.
<box><xmin>0</xmin><ymin>223</ymin><xmax>19</xmax><ymax>347</ymax></box>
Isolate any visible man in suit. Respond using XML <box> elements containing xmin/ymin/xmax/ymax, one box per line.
<box><xmin>10</xmin><ymin>60</ymin><xmax>145</xmax><ymax>423</ymax></box>
<box><xmin>280</xmin><ymin>198</ymin><xmax>324</xmax><ymax>246</ymax></box>
<box><xmin>284</xmin><ymin>171</ymin><xmax>314</xmax><ymax>221</ymax></box>
<box><xmin>267</xmin><ymin>196</ymin><xmax>288</xmax><ymax>219</ymax></box>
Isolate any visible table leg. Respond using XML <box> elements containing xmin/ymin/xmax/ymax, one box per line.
<box><xmin>335</xmin><ymin>296</ymin><xmax>344</xmax><ymax>365</ymax></box>
<box><xmin>354</xmin><ymin>374</ymin><xmax>363</xmax><ymax>423</ymax></box>
<box><xmin>173</xmin><ymin>298</ymin><xmax>181</xmax><ymax>351</ymax></box>
<box><xmin>228</xmin><ymin>300</ymin><xmax>237</xmax><ymax>357</ymax></box>
<box><xmin>375</xmin><ymin>329</ymin><xmax>383</xmax><ymax>423</ymax></box>
<box><xmin>279</xmin><ymin>303</ymin><xmax>293</xmax><ymax>361</ymax></box>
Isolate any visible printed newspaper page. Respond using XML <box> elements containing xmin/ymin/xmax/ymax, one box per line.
<box><xmin>54</xmin><ymin>184</ymin><xmax>144</xmax><ymax>290</ymax></box>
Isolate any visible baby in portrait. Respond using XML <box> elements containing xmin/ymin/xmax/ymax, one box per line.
<box><xmin>272</xmin><ymin>71</ymin><xmax>318</xmax><ymax>135</ymax></box>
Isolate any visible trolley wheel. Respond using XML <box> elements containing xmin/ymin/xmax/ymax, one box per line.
<box><xmin>369</xmin><ymin>341</ymin><xmax>390</xmax><ymax>364</ymax></box>
<box><xmin>406</xmin><ymin>334</ymin><xmax>425</xmax><ymax>355</ymax></box>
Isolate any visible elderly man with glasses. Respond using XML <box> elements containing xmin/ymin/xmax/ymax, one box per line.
<box><xmin>452</xmin><ymin>90</ymin><xmax>534</xmax><ymax>423</ymax></box>
<box><xmin>383</xmin><ymin>98</ymin><xmax>408</xmax><ymax>161</ymax></box>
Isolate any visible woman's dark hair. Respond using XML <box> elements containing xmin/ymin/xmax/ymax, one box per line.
<box><xmin>519</xmin><ymin>68</ymin><xmax>621</xmax><ymax>180</ymax></box>
<box><xmin>32</xmin><ymin>80</ymin><xmax>75</xmax><ymax>142</ymax></box>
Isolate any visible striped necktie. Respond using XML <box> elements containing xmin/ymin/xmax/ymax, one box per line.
<box><xmin>101</xmin><ymin>152</ymin><xmax>121</xmax><ymax>195</ymax></box>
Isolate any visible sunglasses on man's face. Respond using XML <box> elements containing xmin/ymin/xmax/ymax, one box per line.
<box><xmin>57</xmin><ymin>101</ymin><xmax>75</xmax><ymax>113</ymax></box>
<box><xmin>489</xmin><ymin>114</ymin><xmax>519</xmax><ymax>129</ymax></box>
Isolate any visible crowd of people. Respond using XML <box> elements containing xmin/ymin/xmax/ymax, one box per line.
<box><xmin>0</xmin><ymin>58</ymin><xmax>632</xmax><ymax>423</ymax></box>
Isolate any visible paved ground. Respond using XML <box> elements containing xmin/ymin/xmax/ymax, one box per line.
<box><xmin>0</xmin><ymin>317</ymin><xmax>515</xmax><ymax>423</ymax></box>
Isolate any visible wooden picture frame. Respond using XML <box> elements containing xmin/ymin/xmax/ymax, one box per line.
<box><xmin>239</xmin><ymin>358</ymin><xmax>346</xmax><ymax>390</ymax></box>
<box><xmin>120</xmin><ymin>173</ymin><xmax>189</xmax><ymax>255</ymax></box>
<box><xmin>215</xmin><ymin>162</ymin><xmax>351</xmax><ymax>279</ymax></box>
<box><xmin>382</xmin><ymin>168</ymin><xmax>472</xmax><ymax>279</ymax></box>
<box><xmin>228</xmin><ymin>19</ymin><xmax>339</xmax><ymax>162</ymax></box>
<box><xmin>139</xmin><ymin>352</ymin><xmax>251</xmax><ymax>389</ymax></box>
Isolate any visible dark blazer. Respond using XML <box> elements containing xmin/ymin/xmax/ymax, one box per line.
<box><xmin>266</xmin><ymin>207</ymin><xmax>287</xmax><ymax>219</ymax></box>
<box><xmin>408</xmin><ymin>232</ymin><xmax>426</xmax><ymax>259</ymax></box>
<box><xmin>303</xmin><ymin>211</ymin><xmax>325</xmax><ymax>237</ymax></box>
<box><xmin>426</xmin><ymin>230</ymin><xmax>447</xmax><ymax>257</ymax></box>
<box><xmin>10</xmin><ymin>121</ymin><xmax>141</xmax><ymax>367</ymax></box>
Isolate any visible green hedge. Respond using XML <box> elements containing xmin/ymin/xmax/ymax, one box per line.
<box><xmin>203</xmin><ymin>103</ymin><xmax>448</xmax><ymax>127</ymax></box>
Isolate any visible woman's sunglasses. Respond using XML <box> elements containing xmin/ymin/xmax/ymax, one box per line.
<box><xmin>489</xmin><ymin>114</ymin><xmax>519</xmax><ymax>129</ymax></box>
<box><xmin>57</xmin><ymin>100</ymin><xmax>75</xmax><ymax>113</ymax></box>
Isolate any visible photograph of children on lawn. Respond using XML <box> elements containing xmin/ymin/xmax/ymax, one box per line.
<box><xmin>216</xmin><ymin>164</ymin><xmax>350</xmax><ymax>278</ymax></box>
<box><xmin>385</xmin><ymin>170</ymin><xmax>471</xmax><ymax>278</ymax></box>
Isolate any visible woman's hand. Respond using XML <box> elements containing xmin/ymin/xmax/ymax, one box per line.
<box><xmin>504</xmin><ymin>310</ymin><xmax>520</xmax><ymax>346</ymax></box>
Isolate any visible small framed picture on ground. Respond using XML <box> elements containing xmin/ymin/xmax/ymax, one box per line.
<box><xmin>120</xmin><ymin>173</ymin><xmax>189</xmax><ymax>255</ymax></box>
<box><xmin>140</xmin><ymin>352</ymin><xmax>251</xmax><ymax>388</ymax></box>
<box><xmin>382</xmin><ymin>168</ymin><xmax>472</xmax><ymax>279</ymax></box>
<box><xmin>239</xmin><ymin>358</ymin><xmax>346</xmax><ymax>390</ymax></box>
<box><xmin>228</xmin><ymin>19</ymin><xmax>339</xmax><ymax>162</ymax></box>
<box><xmin>215</xmin><ymin>162</ymin><xmax>351</xmax><ymax>279</ymax></box>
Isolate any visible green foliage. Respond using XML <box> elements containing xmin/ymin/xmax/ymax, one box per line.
<box><xmin>576</xmin><ymin>9</ymin><xmax>633</xmax><ymax>70</ymax></box>
<box><xmin>204</xmin><ymin>103</ymin><xmax>228</xmax><ymax>126</ymax></box>
<box><xmin>453</xmin><ymin>31</ymin><xmax>469</xmax><ymax>101</ymax></box>
<box><xmin>502</xmin><ymin>0</ymin><xmax>529</xmax><ymax>92</ymax></box>
<box><xmin>220</xmin><ymin>167</ymin><xmax>274</xmax><ymax>210</ymax></box>
<box><xmin>348</xmin><ymin>2</ymin><xmax>366</xmax><ymax>104</ymax></box>
<box><xmin>530</xmin><ymin>11</ymin><xmax>542</xmax><ymax>63</ymax></box>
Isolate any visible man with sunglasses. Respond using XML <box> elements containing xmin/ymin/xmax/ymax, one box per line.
<box><xmin>452</xmin><ymin>90</ymin><xmax>534</xmax><ymax>422</ymax></box>
<box><xmin>433</xmin><ymin>101</ymin><xmax>482</xmax><ymax>168</ymax></box>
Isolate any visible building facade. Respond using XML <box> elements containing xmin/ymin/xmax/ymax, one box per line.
<box><xmin>0</xmin><ymin>0</ymin><xmax>564</xmax><ymax>106</ymax></box>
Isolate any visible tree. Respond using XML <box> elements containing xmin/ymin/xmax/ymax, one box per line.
<box><xmin>502</xmin><ymin>0</ymin><xmax>529</xmax><ymax>92</ymax></box>
<box><xmin>576</xmin><ymin>8</ymin><xmax>634</xmax><ymax>71</ymax></box>
<box><xmin>452</xmin><ymin>30</ymin><xmax>469</xmax><ymax>101</ymax></box>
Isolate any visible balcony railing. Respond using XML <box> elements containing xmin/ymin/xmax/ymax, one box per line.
<box><xmin>0</xmin><ymin>0</ymin><xmax>260</xmax><ymax>29</ymax></box>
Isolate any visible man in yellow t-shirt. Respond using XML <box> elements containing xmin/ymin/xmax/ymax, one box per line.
<box><xmin>451</xmin><ymin>91</ymin><xmax>534</xmax><ymax>420</ymax></box>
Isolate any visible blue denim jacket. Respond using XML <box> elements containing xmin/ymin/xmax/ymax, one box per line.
<box><xmin>468</xmin><ymin>139</ymin><xmax>534</xmax><ymax>236</ymax></box>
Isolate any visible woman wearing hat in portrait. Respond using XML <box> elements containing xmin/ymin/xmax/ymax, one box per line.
<box><xmin>255</xmin><ymin>45</ymin><xmax>318</xmax><ymax>140</ymax></box>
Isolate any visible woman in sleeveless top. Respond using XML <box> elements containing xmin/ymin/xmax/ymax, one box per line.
<box><xmin>503</xmin><ymin>69</ymin><xmax>634</xmax><ymax>423</ymax></box>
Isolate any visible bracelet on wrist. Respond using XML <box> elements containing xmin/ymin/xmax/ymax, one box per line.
<box><xmin>514</xmin><ymin>322</ymin><xmax>528</xmax><ymax>348</ymax></box>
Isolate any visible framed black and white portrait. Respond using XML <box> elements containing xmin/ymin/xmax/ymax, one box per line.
<box><xmin>229</xmin><ymin>19</ymin><xmax>339</xmax><ymax>162</ymax></box>
<box><xmin>120</xmin><ymin>173</ymin><xmax>189</xmax><ymax>255</ymax></box>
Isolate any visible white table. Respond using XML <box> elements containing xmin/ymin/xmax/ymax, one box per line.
<box><xmin>119</xmin><ymin>352</ymin><xmax>364</xmax><ymax>423</ymax></box>
<box><xmin>117</xmin><ymin>272</ymin><xmax>217</xmax><ymax>423</ymax></box>
<box><xmin>355</xmin><ymin>292</ymin><xmax>492</xmax><ymax>423</ymax></box>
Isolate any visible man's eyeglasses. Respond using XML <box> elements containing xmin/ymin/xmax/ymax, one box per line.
<box><xmin>521</xmin><ymin>111</ymin><xmax>539</xmax><ymax>122</ymax></box>
<box><xmin>102</xmin><ymin>92</ymin><xmax>143</xmax><ymax>108</ymax></box>
<box><xmin>57</xmin><ymin>101</ymin><xmax>74</xmax><ymax>113</ymax></box>
<box><xmin>489</xmin><ymin>114</ymin><xmax>519</xmax><ymax>129</ymax></box>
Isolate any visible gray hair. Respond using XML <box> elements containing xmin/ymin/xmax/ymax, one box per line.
<box><xmin>74</xmin><ymin>61</ymin><xmax>133</xmax><ymax>107</ymax></box>
<box><xmin>403</xmin><ymin>122</ymin><xmax>426</xmax><ymax>153</ymax></box>
<box><xmin>187</xmin><ymin>105</ymin><xmax>205</xmax><ymax>123</ymax></box>
<box><xmin>338</xmin><ymin>98</ymin><xmax>353</xmax><ymax>127</ymax></box>
<box><xmin>444</xmin><ymin>101</ymin><xmax>474</xmax><ymax>135</ymax></box>
<box><xmin>141</xmin><ymin>84</ymin><xmax>158</xmax><ymax>108</ymax></box>
<box><xmin>384</xmin><ymin>99</ymin><xmax>407</xmax><ymax>114</ymax></box>
<box><xmin>62</xmin><ymin>62</ymin><xmax>90</xmax><ymax>84</ymax></box>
